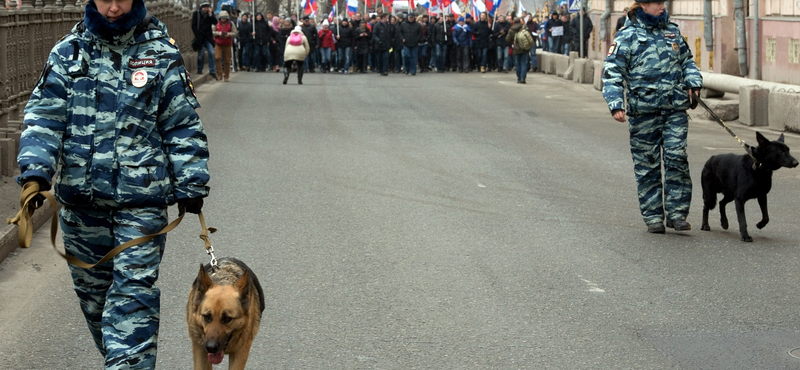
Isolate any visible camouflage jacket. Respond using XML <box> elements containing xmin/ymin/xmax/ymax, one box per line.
<box><xmin>18</xmin><ymin>11</ymin><xmax>210</xmax><ymax>209</ymax></box>
<box><xmin>602</xmin><ymin>11</ymin><xmax>702</xmax><ymax>116</ymax></box>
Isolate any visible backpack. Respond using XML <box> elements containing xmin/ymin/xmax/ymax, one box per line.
<box><xmin>289</xmin><ymin>32</ymin><xmax>303</xmax><ymax>46</ymax></box>
<box><xmin>514</xmin><ymin>28</ymin><xmax>534</xmax><ymax>51</ymax></box>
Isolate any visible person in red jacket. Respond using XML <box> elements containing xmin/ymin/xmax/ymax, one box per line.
<box><xmin>213</xmin><ymin>10</ymin><xmax>238</xmax><ymax>81</ymax></box>
<box><xmin>318</xmin><ymin>20</ymin><xmax>336</xmax><ymax>73</ymax></box>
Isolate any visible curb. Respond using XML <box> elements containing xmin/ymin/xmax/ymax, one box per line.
<box><xmin>0</xmin><ymin>73</ymin><xmax>215</xmax><ymax>266</ymax></box>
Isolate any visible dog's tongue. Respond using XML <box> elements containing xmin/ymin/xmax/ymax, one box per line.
<box><xmin>208</xmin><ymin>352</ymin><xmax>224</xmax><ymax>365</ymax></box>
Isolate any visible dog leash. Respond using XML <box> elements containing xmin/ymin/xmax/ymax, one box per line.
<box><xmin>6</xmin><ymin>182</ymin><xmax>217</xmax><ymax>269</ymax></box>
<box><xmin>696</xmin><ymin>96</ymin><xmax>761</xmax><ymax>170</ymax></box>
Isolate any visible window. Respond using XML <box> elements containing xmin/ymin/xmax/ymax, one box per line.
<box><xmin>766</xmin><ymin>38</ymin><xmax>777</xmax><ymax>63</ymax></box>
<box><xmin>789</xmin><ymin>39</ymin><xmax>800</xmax><ymax>64</ymax></box>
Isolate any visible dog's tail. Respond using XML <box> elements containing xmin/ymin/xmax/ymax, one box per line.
<box><xmin>701</xmin><ymin>165</ymin><xmax>718</xmax><ymax>210</ymax></box>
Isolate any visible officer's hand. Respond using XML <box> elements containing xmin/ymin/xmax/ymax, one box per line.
<box><xmin>689</xmin><ymin>87</ymin><xmax>701</xmax><ymax>109</ymax></box>
<box><xmin>24</xmin><ymin>178</ymin><xmax>50</xmax><ymax>210</ymax></box>
<box><xmin>222</xmin><ymin>32</ymin><xmax>228</xmax><ymax>37</ymax></box>
<box><xmin>178</xmin><ymin>198</ymin><xmax>204</xmax><ymax>215</ymax></box>
<box><xmin>612</xmin><ymin>110</ymin><xmax>626</xmax><ymax>123</ymax></box>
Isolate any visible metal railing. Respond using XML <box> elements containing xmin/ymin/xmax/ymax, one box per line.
<box><xmin>0</xmin><ymin>0</ymin><xmax>196</xmax><ymax>176</ymax></box>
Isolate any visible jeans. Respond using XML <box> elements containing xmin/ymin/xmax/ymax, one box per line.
<box><xmin>513</xmin><ymin>53</ymin><xmax>528</xmax><ymax>82</ymax></box>
<box><xmin>320</xmin><ymin>47</ymin><xmax>332</xmax><ymax>66</ymax></box>
<box><xmin>548</xmin><ymin>36</ymin><xmax>562</xmax><ymax>55</ymax></box>
<box><xmin>496</xmin><ymin>46</ymin><xmax>508</xmax><ymax>70</ymax></box>
<box><xmin>304</xmin><ymin>47</ymin><xmax>317</xmax><ymax>71</ymax></box>
<box><xmin>337</xmin><ymin>47</ymin><xmax>352</xmax><ymax>71</ymax></box>
<box><xmin>435</xmin><ymin>43</ymin><xmax>447</xmax><ymax>70</ymax></box>
<box><xmin>563</xmin><ymin>42</ymin><xmax>570</xmax><ymax>55</ymax></box>
<box><xmin>376</xmin><ymin>50</ymin><xmax>389</xmax><ymax>74</ymax></box>
<box><xmin>252</xmin><ymin>43</ymin><xmax>270</xmax><ymax>71</ymax></box>
<box><xmin>528</xmin><ymin>43</ymin><xmax>538</xmax><ymax>69</ymax></box>
<box><xmin>476</xmin><ymin>46</ymin><xmax>488</xmax><ymax>68</ymax></box>
<box><xmin>402</xmin><ymin>45</ymin><xmax>419</xmax><ymax>74</ymax></box>
<box><xmin>197</xmin><ymin>40</ymin><xmax>216</xmax><ymax>74</ymax></box>
<box><xmin>456</xmin><ymin>45</ymin><xmax>470</xmax><ymax>71</ymax></box>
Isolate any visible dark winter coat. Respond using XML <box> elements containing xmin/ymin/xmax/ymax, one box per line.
<box><xmin>336</xmin><ymin>24</ymin><xmax>356</xmax><ymax>49</ymax></box>
<box><xmin>355</xmin><ymin>26</ymin><xmax>372</xmax><ymax>54</ymax></box>
<box><xmin>493</xmin><ymin>21</ymin><xmax>510</xmax><ymax>48</ymax></box>
<box><xmin>372</xmin><ymin>21</ymin><xmax>392</xmax><ymax>51</ymax></box>
<box><xmin>399</xmin><ymin>20</ymin><xmax>423</xmax><ymax>47</ymax></box>
<box><xmin>238</xmin><ymin>20</ymin><xmax>253</xmax><ymax>44</ymax></box>
<box><xmin>570</xmin><ymin>15</ymin><xmax>594</xmax><ymax>44</ymax></box>
<box><xmin>302</xmin><ymin>23</ymin><xmax>318</xmax><ymax>49</ymax></box>
<box><xmin>432</xmin><ymin>20</ymin><xmax>450</xmax><ymax>44</ymax></box>
<box><xmin>192</xmin><ymin>9</ymin><xmax>216</xmax><ymax>44</ymax></box>
<box><xmin>471</xmin><ymin>20</ymin><xmax>490</xmax><ymax>48</ymax></box>
<box><xmin>253</xmin><ymin>16</ymin><xmax>274</xmax><ymax>45</ymax></box>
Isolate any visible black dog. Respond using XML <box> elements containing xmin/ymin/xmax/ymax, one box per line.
<box><xmin>700</xmin><ymin>132</ymin><xmax>798</xmax><ymax>242</ymax></box>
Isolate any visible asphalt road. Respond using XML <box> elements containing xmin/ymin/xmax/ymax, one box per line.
<box><xmin>2</xmin><ymin>69</ymin><xmax>800</xmax><ymax>369</ymax></box>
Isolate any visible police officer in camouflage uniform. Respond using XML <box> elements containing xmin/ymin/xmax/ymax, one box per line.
<box><xmin>16</xmin><ymin>0</ymin><xmax>209</xmax><ymax>368</ymax></box>
<box><xmin>602</xmin><ymin>0</ymin><xmax>702</xmax><ymax>234</ymax></box>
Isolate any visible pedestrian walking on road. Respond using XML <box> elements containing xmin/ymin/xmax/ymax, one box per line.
<box><xmin>213</xmin><ymin>10</ymin><xmax>238</xmax><ymax>81</ymax></box>
<box><xmin>16</xmin><ymin>0</ymin><xmax>210</xmax><ymax>367</ymax></box>
<box><xmin>191</xmin><ymin>2</ymin><xmax>217</xmax><ymax>79</ymax></box>
<box><xmin>507</xmin><ymin>17</ymin><xmax>532</xmax><ymax>83</ymax></box>
<box><xmin>602</xmin><ymin>0</ymin><xmax>702</xmax><ymax>234</ymax></box>
<box><xmin>284</xmin><ymin>25</ymin><xmax>310</xmax><ymax>84</ymax></box>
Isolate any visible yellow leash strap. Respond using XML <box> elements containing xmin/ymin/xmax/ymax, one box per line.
<box><xmin>6</xmin><ymin>181</ymin><xmax>57</xmax><ymax>249</ymax></box>
<box><xmin>7</xmin><ymin>182</ymin><xmax>216</xmax><ymax>269</ymax></box>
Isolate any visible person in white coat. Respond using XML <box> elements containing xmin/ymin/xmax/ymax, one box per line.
<box><xmin>283</xmin><ymin>25</ymin><xmax>310</xmax><ymax>84</ymax></box>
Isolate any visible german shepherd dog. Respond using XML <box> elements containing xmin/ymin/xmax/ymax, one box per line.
<box><xmin>187</xmin><ymin>258</ymin><xmax>264</xmax><ymax>369</ymax></box>
<box><xmin>701</xmin><ymin>132</ymin><xmax>798</xmax><ymax>242</ymax></box>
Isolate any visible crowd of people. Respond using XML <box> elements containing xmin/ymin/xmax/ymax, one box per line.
<box><xmin>192</xmin><ymin>5</ymin><xmax>594</xmax><ymax>83</ymax></box>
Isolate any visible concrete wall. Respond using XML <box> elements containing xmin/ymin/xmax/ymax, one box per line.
<box><xmin>768</xmin><ymin>92</ymin><xmax>800</xmax><ymax>132</ymax></box>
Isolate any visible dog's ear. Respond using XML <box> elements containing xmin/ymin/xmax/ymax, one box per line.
<box><xmin>197</xmin><ymin>264</ymin><xmax>213</xmax><ymax>292</ymax></box>
<box><xmin>756</xmin><ymin>131</ymin><xmax>769</xmax><ymax>147</ymax></box>
<box><xmin>236</xmin><ymin>270</ymin><xmax>251</xmax><ymax>311</ymax></box>
<box><xmin>778</xmin><ymin>133</ymin><xmax>785</xmax><ymax>143</ymax></box>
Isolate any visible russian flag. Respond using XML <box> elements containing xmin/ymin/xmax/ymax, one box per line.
<box><xmin>487</xmin><ymin>0</ymin><xmax>501</xmax><ymax>16</ymax></box>
<box><xmin>304</xmin><ymin>0</ymin><xmax>318</xmax><ymax>16</ymax></box>
<box><xmin>382</xmin><ymin>0</ymin><xmax>393</xmax><ymax>11</ymax></box>
<box><xmin>472</xmin><ymin>0</ymin><xmax>485</xmax><ymax>17</ymax></box>
<box><xmin>329</xmin><ymin>8</ymin><xmax>335</xmax><ymax>22</ymax></box>
<box><xmin>409</xmin><ymin>0</ymin><xmax>415</xmax><ymax>11</ymax></box>
<box><xmin>346</xmin><ymin>0</ymin><xmax>358</xmax><ymax>15</ymax></box>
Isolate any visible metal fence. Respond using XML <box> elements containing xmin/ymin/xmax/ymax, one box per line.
<box><xmin>0</xmin><ymin>0</ymin><xmax>196</xmax><ymax>176</ymax></box>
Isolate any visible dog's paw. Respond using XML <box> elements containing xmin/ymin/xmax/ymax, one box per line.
<box><xmin>756</xmin><ymin>219</ymin><xmax>769</xmax><ymax>229</ymax></box>
<box><xmin>720</xmin><ymin>219</ymin><xmax>729</xmax><ymax>230</ymax></box>
<box><xmin>700</xmin><ymin>224</ymin><xmax>711</xmax><ymax>231</ymax></box>
<box><xmin>741</xmin><ymin>235</ymin><xmax>753</xmax><ymax>242</ymax></box>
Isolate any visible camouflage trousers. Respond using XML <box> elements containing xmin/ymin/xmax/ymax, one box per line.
<box><xmin>628</xmin><ymin>111</ymin><xmax>692</xmax><ymax>225</ymax></box>
<box><xmin>61</xmin><ymin>206</ymin><xmax>168</xmax><ymax>370</ymax></box>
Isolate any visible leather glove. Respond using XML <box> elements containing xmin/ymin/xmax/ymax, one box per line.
<box><xmin>688</xmin><ymin>87</ymin><xmax>701</xmax><ymax>109</ymax></box>
<box><xmin>178</xmin><ymin>198</ymin><xmax>204</xmax><ymax>215</ymax></box>
<box><xmin>25</xmin><ymin>177</ymin><xmax>50</xmax><ymax>210</ymax></box>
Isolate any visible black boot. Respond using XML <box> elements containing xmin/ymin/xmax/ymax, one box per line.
<box><xmin>297</xmin><ymin>68</ymin><xmax>304</xmax><ymax>84</ymax></box>
<box><xmin>283</xmin><ymin>68</ymin><xmax>290</xmax><ymax>85</ymax></box>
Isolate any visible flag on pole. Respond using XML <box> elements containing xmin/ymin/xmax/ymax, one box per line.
<box><xmin>450</xmin><ymin>1</ymin><xmax>460</xmax><ymax>16</ymax></box>
<box><xmin>329</xmin><ymin>8</ymin><xmax>336</xmax><ymax>21</ymax></box>
<box><xmin>304</xmin><ymin>0</ymin><xmax>318</xmax><ymax>15</ymax></box>
<box><xmin>472</xmin><ymin>0</ymin><xmax>485</xmax><ymax>17</ymax></box>
<box><xmin>409</xmin><ymin>0</ymin><xmax>416</xmax><ymax>11</ymax></box>
<box><xmin>346</xmin><ymin>0</ymin><xmax>358</xmax><ymax>15</ymax></box>
<box><xmin>382</xmin><ymin>0</ymin><xmax>393</xmax><ymax>11</ymax></box>
<box><xmin>516</xmin><ymin>0</ymin><xmax>525</xmax><ymax>17</ymax></box>
<box><xmin>485</xmin><ymin>0</ymin><xmax>493</xmax><ymax>15</ymax></box>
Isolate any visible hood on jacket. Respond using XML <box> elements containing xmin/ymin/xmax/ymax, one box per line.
<box><xmin>292</xmin><ymin>26</ymin><xmax>303</xmax><ymax>33</ymax></box>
